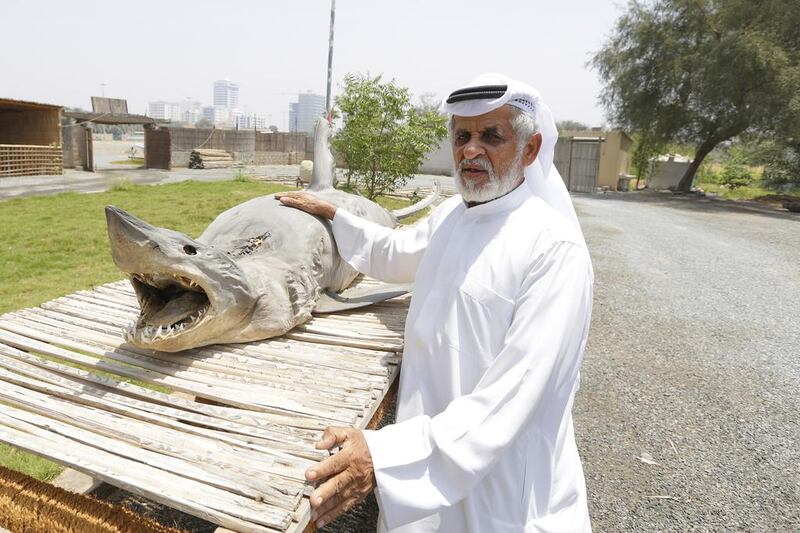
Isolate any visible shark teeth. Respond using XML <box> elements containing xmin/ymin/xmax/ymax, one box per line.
<box><xmin>129</xmin><ymin>302</ymin><xmax>211</xmax><ymax>343</ymax></box>
<box><xmin>132</xmin><ymin>272</ymin><xmax>203</xmax><ymax>292</ymax></box>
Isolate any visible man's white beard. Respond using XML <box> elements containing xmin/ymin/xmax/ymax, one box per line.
<box><xmin>454</xmin><ymin>151</ymin><xmax>524</xmax><ymax>203</ymax></box>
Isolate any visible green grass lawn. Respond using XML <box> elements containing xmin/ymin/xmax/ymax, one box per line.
<box><xmin>0</xmin><ymin>178</ymin><xmax>426</xmax><ymax>480</ymax></box>
<box><xmin>109</xmin><ymin>158</ymin><xmax>145</xmax><ymax>165</ymax></box>
<box><xmin>695</xmin><ymin>180</ymin><xmax>800</xmax><ymax>201</ymax></box>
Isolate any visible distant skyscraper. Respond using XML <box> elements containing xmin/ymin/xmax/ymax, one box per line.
<box><xmin>148</xmin><ymin>99</ymin><xmax>202</xmax><ymax>123</ymax></box>
<box><xmin>147</xmin><ymin>101</ymin><xmax>183</xmax><ymax>122</ymax></box>
<box><xmin>147</xmin><ymin>101</ymin><xmax>169</xmax><ymax>120</ymax></box>
<box><xmin>213</xmin><ymin>79</ymin><xmax>239</xmax><ymax>109</ymax></box>
<box><xmin>288</xmin><ymin>102</ymin><xmax>298</xmax><ymax>132</ymax></box>
<box><xmin>235</xmin><ymin>113</ymin><xmax>268</xmax><ymax>130</ymax></box>
<box><xmin>289</xmin><ymin>91</ymin><xmax>325</xmax><ymax>134</ymax></box>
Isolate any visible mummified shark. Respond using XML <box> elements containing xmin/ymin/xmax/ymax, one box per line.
<box><xmin>105</xmin><ymin>118</ymin><xmax>437</xmax><ymax>352</ymax></box>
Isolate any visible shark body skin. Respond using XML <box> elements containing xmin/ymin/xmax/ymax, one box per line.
<box><xmin>105</xmin><ymin>118</ymin><xmax>427</xmax><ymax>352</ymax></box>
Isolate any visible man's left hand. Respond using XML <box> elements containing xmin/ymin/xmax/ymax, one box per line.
<box><xmin>305</xmin><ymin>426</ymin><xmax>376</xmax><ymax>529</ymax></box>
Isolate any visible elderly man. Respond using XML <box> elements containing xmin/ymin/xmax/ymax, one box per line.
<box><xmin>276</xmin><ymin>73</ymin><xmax>593</xmax><ymax>532</ymax></box>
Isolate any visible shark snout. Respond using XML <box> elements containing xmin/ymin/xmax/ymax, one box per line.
<box><xmin>105</xmin><ymin>205</ymin><xmax>204</xmax><ymax>268</ymax></box>
<box><xmin>105</xmin><ymin>205</ymin><xmax>157</xmax><ymax>242</ymax></box>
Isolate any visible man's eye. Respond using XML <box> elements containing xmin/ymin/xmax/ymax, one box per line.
<box><xmin>481</xmin><ymin>132</ymin><xmax>504</xmax><ymax>144</ymax></box>
<box><xmin>455</xmin><ymin>133</ymin><xmax>470</xmax><ymax>145</ymax></box>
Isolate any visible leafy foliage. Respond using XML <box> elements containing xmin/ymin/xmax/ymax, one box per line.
<box><xmin>332</xmin><ymin>73</ymin><xmax>447</xmax><ymax>199</ymax></box>
<box><xmin>739</xmin><ymin>139</ymin><xmax>800</xmax><ymax>187</ymax></box>
<box><xmin>593</xmin><ymin>0</ymin><xmax>800</xmax><ymax>191</ymax></box>
<box><xmin>630</xmin><ymin>133</ymin><xmax>664</xmax><ymax>183</ymax></box>
<box><xmin>556</xmin><ymin>120</ymin><xmax>590</xmax><ymax>132</ymax></box>
<box><xmin>720</xmin><ymin>147</ymin><xmax>754</xmax><ymax>189</ymax></box>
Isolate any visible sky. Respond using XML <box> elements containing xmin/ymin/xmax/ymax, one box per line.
<box><xmin>0</xmin><ymin>0</ymin><xmax>625</xmax><ymax>130</ymax></box>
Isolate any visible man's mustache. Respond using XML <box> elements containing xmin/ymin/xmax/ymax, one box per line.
<box><xmin>459</xmin><ymin>157</ymin><xmax>494</xmax><ymax>175</ymax></box>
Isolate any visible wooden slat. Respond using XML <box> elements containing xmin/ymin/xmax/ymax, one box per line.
<box><xmin>0</xmin><ymin>144</ymin><xmax>62</xmax><ymax>177</ymax></box>
<box><xmin>0</xmin><ymin>277</ymin><xmax>409</xmax><ymax>532</ymax></box>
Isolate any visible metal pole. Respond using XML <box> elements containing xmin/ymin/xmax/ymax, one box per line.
<box><xmin>325</xmin><ymin>0</ymin><xmax>336</xmax><ymax>112</ymax></box>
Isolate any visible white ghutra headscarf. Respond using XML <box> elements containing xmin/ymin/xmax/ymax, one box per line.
<box><xmin>441</xmin><ymin>73</ymin><xmax>584</xmax><ymax>242</ymax></box>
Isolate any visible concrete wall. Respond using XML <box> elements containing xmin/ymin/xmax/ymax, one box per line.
<box><xmin>256</xmin><ymin>131</ymin><xmax>311</xmax><ymax>153</ymax></box>
<box><xmin>168</xmin><ymin>127</ymin><xmax>313</xmax><ymax>167</ymax></box>
<box><xmin>648</xmin><ymin>160</ymin><xmax>691</xmax><ymax>190</ymax></box>
<box><xmin>144</xmin><ymin>127</ymin><xmax>171</xmax><ymax>170</ymax></box>
<box><xmin>253</xmin><ymin>151</ymin><xmax>308</xmax><ymax>165</ymax></box>
<box><xmin>419</xmin><ymin>138</ymin><xmax>454</xmax><ymax>176</ymax></box>
<box><xmin>61</xmin><ymin>125</ymin><xmax>87</xmax><ymax>169</ymax></box>
<box><xmin>596</xmin><ymin>130</ymin><xmax>633</xmax><ymax>189</ymax></box>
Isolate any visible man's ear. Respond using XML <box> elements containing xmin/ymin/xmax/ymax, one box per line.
<box><xmin>522</xmin><ymin>132</ymin><xmax>543</xmax><ymax>167</ymax></box>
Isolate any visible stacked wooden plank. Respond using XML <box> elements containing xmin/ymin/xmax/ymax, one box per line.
<box><xmin>189</xmin><ymin>149</ymin><xmax>238</xmax><ymax>169</ymax></box>
<box><xmin>0</xmin><ymin>144</ymin><xmax>63</xmax><ymax>177</ymax></box>
<box><xmin>0</xmin><ymin>278</ymin><xmax>409</xmax><ymax>532</ymax></box>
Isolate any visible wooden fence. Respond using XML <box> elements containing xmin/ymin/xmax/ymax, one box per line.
<box><xmin>0</xmin><ymin>144</ymin><xmax>63</xmax><ymax>177</ymax></box>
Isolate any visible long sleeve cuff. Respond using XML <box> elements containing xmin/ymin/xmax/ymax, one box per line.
<box><xmin>364</xmin><ymin>417</ymin><xmax>434</xmax><ymax>529</ymax></box>
<box><xmin>364</xmin><ymin>416</ymin><xmax>432</xmax><ymax>470</ymax></box>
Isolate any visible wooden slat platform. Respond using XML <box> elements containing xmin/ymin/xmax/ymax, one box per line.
<box><xmin>0</xmin><ymin>278</ymin><xmax>408</xmax><ymax>532</ymax></box>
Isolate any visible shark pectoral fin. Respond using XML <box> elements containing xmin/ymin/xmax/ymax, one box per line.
<box><xmin>313</xmin><ymin>283</ymin><xmax>412</xmax><ymax>314</ymax></box>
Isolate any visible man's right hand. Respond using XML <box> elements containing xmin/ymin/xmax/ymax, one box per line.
<box><xmin>275</xmin><ymin>191</ymin><xmax>337</xmax><ymax>220</ymax></box>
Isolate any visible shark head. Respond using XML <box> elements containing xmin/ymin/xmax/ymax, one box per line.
<box><xmin>105</xmin><ymin>206</ymin><xmax>273</xmax><ymax>351</ymax></box>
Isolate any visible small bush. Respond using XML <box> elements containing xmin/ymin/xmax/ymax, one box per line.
<box><xmin>719</xmin><ymin>148</ymin><xmax>755</xmax><ymax>189</ymax></box>
<box><xmin>108</xmin><ymin>178</ymin><xmax>136</xmax><ymax>192</ymax></box>
<box><xmin>720</xmin><ymin>161</ymin><xmax>753</xmax><ymax>189</ymax></box>
<box><xmin>233</xmin><ymin>168</ymin><xmax>254</xmax><ymax>182</ymax></box>
<box><xmin>697</xmin><ymin>162</ymin><xmax>723</xmax><ymax>184</ymax></box>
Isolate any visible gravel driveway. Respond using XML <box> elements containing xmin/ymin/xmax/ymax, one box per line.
<box><xmin>573</xmin><ymin>192</ymin><xmax>800</xmax><ymax>532</ymax></box>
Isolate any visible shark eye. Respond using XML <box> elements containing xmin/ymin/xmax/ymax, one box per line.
<box><xmin>183</xmin><ymin>245</ymin><xmax>197</xmax><ymax>255</ymax></box>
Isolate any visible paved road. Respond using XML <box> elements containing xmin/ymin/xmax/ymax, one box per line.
<box><xmin>573</xmin><ymin>193</ymin><xmax>799</xmax><ymax>531</ymax></box>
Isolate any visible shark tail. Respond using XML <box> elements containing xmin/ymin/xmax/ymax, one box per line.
<box><xmin>392</xmin><ymin>181</ymin><xmax>441</xmax><ymax>220</ymax></box>
<box><xmin>308</xmin><ymin>117</ymin><xmax>337</xmax><ymax>191</ymax></box>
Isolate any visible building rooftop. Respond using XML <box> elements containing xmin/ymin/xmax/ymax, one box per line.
<box><xmin>0</xmin><ymin>98</ymin><xmax>63</xmax><ymax>111</ymax></box>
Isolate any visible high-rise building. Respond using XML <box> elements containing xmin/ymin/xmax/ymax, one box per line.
<box><xmin>288</xmin><ymin>91</ymin><xmax>325</xmax><ymax>134</ymax></box>
<box><xmin>148</xmin><ymin>99</ymin><xmax>201</xmax><ymax>123</ymax></box>
<box><xmin>147</xmin><ymin>101</ymin><xmax>171</xmax><ymax>120</ymax></box>
<box><xmin>288</xmin><ymin>102</ymin><xmax>298</xmax><ymax>133</ymax></box>
<box><xmin>235</xmin><ymin>113</ymin><xmax>268</xmax><ymax>130</ymax></box>
<box><xmin>200</xmin><ymin>106</ymin><xmax>229</xmax><ymax>126</ymax></box>
<box><xmin>213</xmin><ymin>79</ymin><xmax>239</xmax><ymax>109</ymax></box>
<box><xmin>202</xmin><ymin>106</ymin><xmax>215</xmax><ymax>123</ymax></box>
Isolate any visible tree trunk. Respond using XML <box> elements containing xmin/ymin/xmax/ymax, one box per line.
<box><xmin>677</xmin><ymin>138</ymin><xmax>719</xmax><ymax>192</ymax></box>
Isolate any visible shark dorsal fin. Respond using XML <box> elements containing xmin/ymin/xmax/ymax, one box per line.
<box><xmin>308</xmin><ymin>117</ymin><xmax>336</xmax><ymax>191</ymax></box>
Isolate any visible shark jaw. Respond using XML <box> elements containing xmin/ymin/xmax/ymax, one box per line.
<box><xmin>126</xmin><ymin>271</ymin><xmax>213</xmax><ymax>345</ymax></box>
<box><xmin>105</xmin><ymin>205</ymin><xmax>259</xmax><ymax>352</ymax></box>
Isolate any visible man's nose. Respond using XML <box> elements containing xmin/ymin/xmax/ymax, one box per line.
<box><xmin>462</xmin><ymin>139</ymin><xmax>485</xmax><ymax>159</ymax></box>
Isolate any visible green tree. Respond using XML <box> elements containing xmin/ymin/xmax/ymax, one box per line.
<box><xmin>593</xmin><ymin>0</ymin><xmax>800</xmax><ymax>192</ymax></box>
<box><xmin>761</xmin><ymin>140</ymin><xmax>800</xmax><ymax>187</ymax></box>
<box><xmin>556</xmin><ymin>120</ymin><xmax>590</xmax><ymax>132</ymax></box>
<box><xmin>630</xmin><ymin>133</ymin><xmax>663</xmax><ymax>187</ymax></box>
<box><xmin>332</xmin><ymin>73</ymin><xmax>447</xmax><ymax>199</ymax></box>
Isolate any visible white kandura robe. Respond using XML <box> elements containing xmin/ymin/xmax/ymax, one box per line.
<box><xmin>331</xmin><ymin>182</ymin><xmax>594</xmax><ymax>533</ymax></box>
